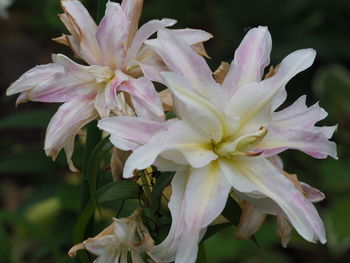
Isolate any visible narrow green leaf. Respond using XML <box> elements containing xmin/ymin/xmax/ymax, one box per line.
<box><xmin>0</xmin><ymin>219</ymin><xmax>12</xmax><ymax>263</ymax></box>
<box><xmin>151</xmin><ymin>172</ymin><xmax>175</xmax><ymax>212</ymax></box>
<box><xmin>221</xmin><ymin>196</ymin><xmax>241</xmax><ymax>225</ymax></box>
<box><xmin>201</xmin><ymin>223</ymin><xmax>232</xmax><ymax>243</ymax></box>
<box><xmin>87</xmin><ymin>136</ymin><xmax>113</xmax><ymax>214</ymax></box>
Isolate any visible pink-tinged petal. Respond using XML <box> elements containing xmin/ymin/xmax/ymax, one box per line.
<box><xmin>219</xmin><ymin>156</ymin><xmax>326</xmax><ymax>244</ymax></box>
<box><xmin>235</xmin><ymin>201</ymin><xmax>266</xmax><ymax>240</ymax></box>
<box><xmin>94</xmin><ymin>89</ymin><xmax>110</xmax><ymax>118</ymax></box>
<box><xmin>301</xmin><ymin>182</ymin><xmax>325</xmax><ymax>203</ymax></box>
<box><xmin>126</xmin><ymin>19</ymin><xmax>176</xmax><ymax>64</ymax></box>
<box><xmin>104</xmin><ymin>71</ymin><xmax>129</xmax><ymax>113</ymax></box>
<box><xmin>121</xmin><ymin>0</ymin><xmax>143</xmax><ymax>47</ymax></box>
<box><xmin>98</xmin><ymin>116</ymin><xmax>167</xmax><ymax>151</ymax></box>
<box><xmin>45</xmin><ymin>99</ymin><xmax>98</xmax><ymax>166</ymax></box>
<box><xmin>256</xmin><ymin>126</ymin><xmax>338</xmax><ymax>159</ymax></box>
<box><xmin>84</xmin><ymin>235</ymin><xmax>118</xmax><ymax>256</ymax></box>
<box><xmin>118</xmin><ymin>77</ymin><xmax>164</xmax><ymax>118</ymax></box>
<box><xmin>6</xmin><ymin>63</ymin><xmax>64</xmax><ymax>96</ymax></box>
<box><xmin>110</xmin><ymin>148</ymin><xmax>131</xmax><ymax>181</ymax></box>
<box><xmin>121</xmin><ymin>120</ymin><xmax>217</xmax><ymax>178</ymax></box>
<box><xmin>60</xmin><ymin>0</ymin><xmax>103</xmax><ymax>65</ymax></box>
<box><xmin>151</xmin><ymin>163</ymin><xmax>231</xmax><ymax>263</ymax></box>
<box><xmin>96</xmin><ymin>2</ymin><xmax>129</xmax><ymax>69</ymax></box>
<box><xmin>171</xmin><ymin>28</ymin><xmax>213</xmax><ymax>46</ymax></box>
<box><xmin>222</xmin><ymin>26</ymin><xmax>272</xmax><ymax>95</ymax></box>
<box><xmin>161</xmin><ymin>72</ymin><xmax>239</xmax><ymax>142</ymax></box>
<box><xmin>226</xmin><ymin>49</ymin><xmax>316</xmax><ymax>132</ymax></box>
<box><xmin>146</xmin><ymin>29</ymin><xmax>224</xmax><ymax>105</ymax></box>
<box><xmin>64</xmin><ymin>136</ymin><xmax>79</xmax><ymax>172</ymax></box>
<box><xmin>272</xmin><ymin>95</ymin><xmax>332</xmax><ymax>134</ymax></box>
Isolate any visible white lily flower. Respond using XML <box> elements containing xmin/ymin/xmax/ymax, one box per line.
<box><xmin>98</xmin><ymin>27</ymin><xmax>337</xmax><ymax>262</ymax></box>
<box><xmin>6</xmin><ymin>0</ymin><xmax>212</xmax><ymax>171</ymax></box>
<box><xmin>68</xmin><ymin>209</ymin><xmax>154</xmax><ymax>263</ymax></box>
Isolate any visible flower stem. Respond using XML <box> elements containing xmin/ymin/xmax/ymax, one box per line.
<box><xmin>140</xmin><ymin>170</ymin><xmax>152</xmax><ymax>207</ymax></box>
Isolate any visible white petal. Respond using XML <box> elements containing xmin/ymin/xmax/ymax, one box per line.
<box><xmin>147</xmin><ymin>29</ymin><xmax>225</xmax><ymax>105</ymax></box>
<box><xmin>171</xmin><ymin>28</ymin><xmax>213</xmax><ymax>46</ymax></box>
<box><xmin>219</xmin><ymin>156</ymin><xmax>326</xmax><ymax>244</ymax></box>
<box><xmin>222</xmin><ymin>26</ymin><xmax>272</xmax><ymax>95</ymax></box>
<box><xmin>226</xmin><ymin>49</ymin><xmax>316</xmax><ymax>132</ymax></box>
<box><xmin>256</xmin><ymin>126</ymin><xmax>338</xmax><ymax>159</ymax></box>
<box><xmin>161</xmin><ymin>72</ymin><xmax>239</xmax><ymax>142</ymax></box>
<box><xmin>122</xmin><ymin>120</ymin><xmax>216</xmax><ymax>178</ymax></box>
<box><xmin>151</xmin><ymin>163</ymin><xmax>231</xmax><ymax>263</ymax></box>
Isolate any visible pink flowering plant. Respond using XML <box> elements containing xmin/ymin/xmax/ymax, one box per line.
<box><xmin>5</xmin><ymin>0</ymin><xmax>338</xmax><ymax>262</ymax></box>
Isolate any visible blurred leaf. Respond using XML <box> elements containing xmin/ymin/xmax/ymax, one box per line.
<box><xmin>87</xmin><ymin>136</ymin><xmax>113</xmax><ymax>214</ymax></box>
<box><xmin>151</xmin><ymin>172</ymin><xmax>175</xmax><ymax>212</ymax></box>
<box><xmin>320</xmin><ymin>159</ymin><xmax>350</xmax><ymax>193</ymax></box>
<box><xmin>221</xmin><ymin>196</ymin><xmax>241</xmax><ymax>225</ymax></box>
<box><xmin>0</xmin><ymin>219</ymin><xmax>11</xmax><ymax>263</ymax></box>
<box><xmin>201</xmin><ymin>223</ymin><xmax>231</xmax><ymax>242</ymax></box>
<box><xmin>0</xmin><ymin>150</ymin><xmax>55</xmax><ymax>174</ymax></box>
<box><xmin>0</xmin><ymin>109</ymin><xmax>54</xmax><ymax>129</ymax></box>
<box><xmin>97</xmin><ymin>180</ymin><xmax>140</xmax><ymax>203</ymax></box>
<box><xmin>197</xmin><ymin>243</ymin><xmax>207</xmax><ymax>263</ymax></box>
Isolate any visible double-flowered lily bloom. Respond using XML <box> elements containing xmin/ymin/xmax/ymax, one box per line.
<box><xmin>99</xmin><ymin>26</ymin><xmax>337</xmax><ymax>262</ymax></box>
<box><xmin>6</xmin><ymin>0</ymin><xmax>212</xmax><ymax>170</ymax></box>
<box><xmin>68</xmin><ymin>209</ymin><xmax>154</xmax><ymax>263</ymax></box>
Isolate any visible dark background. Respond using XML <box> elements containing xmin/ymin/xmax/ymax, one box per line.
<box><xmin>0</xmin><ymin>0</ymin><xmax>349</xmax><ymax>262</ymax></box>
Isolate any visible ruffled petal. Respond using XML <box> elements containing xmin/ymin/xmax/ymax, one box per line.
<box><xmin>222</xmin><ymin>26</ymin><xmax>272</xmax><ymax>95</ymax></box>
<box><xmin>219</xmin><ymin>156</ymin><xmax>326</xmax><ymax>244</ymax></box>
<box><xmin>96</xmin><ymin>1</ymin><xmax>129</xmax><ymax>69</ymax></box>
<box><xmin>226</xmin><ymin>48</ymin><xmax>316</xmax><ymax>133</ymax></box>
<box><xmin>255</xmin><ymin>126</ymin><xmax>338</xmax><ymax>159</ymax></box>
<box><xmin>44</xmin><ymin>99</ymin><xmax>98</xmax><ymax>167</ymax></box>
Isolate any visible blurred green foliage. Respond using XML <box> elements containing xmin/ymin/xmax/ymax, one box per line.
<box><xmin>0</xmin><ymin>0</ymin><xmax>349</xmax><ymax>262</ymax></box>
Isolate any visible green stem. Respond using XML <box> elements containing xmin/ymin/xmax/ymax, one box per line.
<box><xmin>140</xmin><ymin>170</ymin><xmax>152</xmax><ymax>207</ymax></box>
<box><xmin>79</xmin><ymin>121</ymin><xmax>101</xmax><ymax>227</ymax></box>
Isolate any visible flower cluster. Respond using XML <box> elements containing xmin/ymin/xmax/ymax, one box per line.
<box><xmin>7</xmin><ymin>0</ymin><xmax>337</xmax><ymax>263</ymax></box>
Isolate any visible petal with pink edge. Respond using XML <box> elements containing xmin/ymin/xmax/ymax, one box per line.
<box><xmin>98</xmin><ymin>116</ymin><xmax>168</xmax><ymax>151</ymax></box>
<box><xmin>121</xmin><ymin>120</ymin><xmax>217</xmax><ymax>178</ymax></box>
<box><xmin>96</xmin><ymin>2</ymin><xmax>129</xmax><ymax>69</ymax></box>
<box><xmin>222</xmin><ymin>26</ymin><xmax>272</xmax><ymax>95</ymax></box>
<box><xmin>60</xmin><ymin>0</ymin><xmax>103</xmax><ymax>65</ymax></box>
<box><xmin>150</xmin><ymin>162</ymin><xmax>230</xmax><ymax>263</ymax></box>
<box><xmin>219</xmin><ymin>156</ymin><xmax>326</xmax><ymax>244</ymax></box>
<box><xmin>44</xmin><ymin>99</ymin><xmax>98</xmax><ymax>169</ymax></box>
<box><xmin>6</xmin><ymin>63</ymin><xmax>63</xmax><ymax>96</ymax></box>
<box><xmin>255</xmin><ymin>126</ymin><xmax>338</xmax><ymax>159</ymax></box>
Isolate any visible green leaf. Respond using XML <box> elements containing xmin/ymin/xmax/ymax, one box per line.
<box><xmin>87</xmin><ymin>136</ymin><xmax>113</xmax><ymax>214</ymax></box>
<box><xmin>221</xmin><ymin>196</ymin><xmax>241</xmax><ymax>225</ymax></box>
<box><xmin>96</xmin><ymin>0</ymin><xmax>108</xmax><ymax>22</ymax></box>
<box><xmin>73</xmin><ymin>180</ymin><xmax>140</xmax><ymax>245</ymax></box>
<box><xmin>0</xmin><ymin>109</ymin><xmax>54</xmax><ymax>129</ymax></box>
<box><xmin>0</xmin><ymin>219</ymin><xmax>12</xmax><ymax>263</ymax></box>
<box><xmin>151</xmin><ymin>172</ymin><xmax>175</xmax><ymax>212</ymax></box>
<box><xmin>201</xmin><ymin>223</ymin><xmax>231</xmax><ymax>242</ymax></box>
<box><xmin>196</xmin><ymin>243</ymin><xmax>207</xmax><ymax>263</ymax></box>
